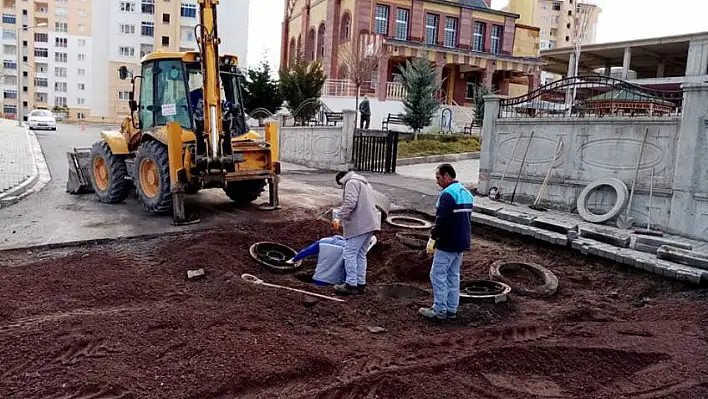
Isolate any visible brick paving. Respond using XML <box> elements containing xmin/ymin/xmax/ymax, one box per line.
<box><xmin>0</xmin><ymin>120</ymin><xmax>34</xmax><ymax>194</ymax></box>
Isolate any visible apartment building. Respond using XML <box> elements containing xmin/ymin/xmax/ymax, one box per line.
<box><xmin>0</xmin><ymin>0</ymin><xmax>93</xmax><ymax>121</ymax></box>
<box><xmin>281</xmin><ymin>0</ymin><xmax>543</xmax><ymax>109</ymax></box>
<box><xmin>90</xmin><ymin>0</ymin><xmax>249</xmax><ymax>122</ymax></box>
<box><xmin>505</xmin><ymin>0</ymin><xmax>600</xmax><ymax>84</ymax></box>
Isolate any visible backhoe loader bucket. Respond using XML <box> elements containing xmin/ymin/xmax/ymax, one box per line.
<box><xmin>66</xmin><ymin>147</ymin><xmax>94</xmax><ymax>194</ymax></box>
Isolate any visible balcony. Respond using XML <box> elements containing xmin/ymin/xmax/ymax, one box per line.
<box><xmin>321</xmin><ymin>79</ymin><xmax>376</xmax><ymax>97</ymax></box>
<box><xmin>34</xmin><ymin>2</ymin><xmax>49</xmax><ymax>14</ymax></box>
<box><xmin>386</xmin><ymin>82</ymin><xmax>406</xmax><ymax>101</ymax></box>
<box><xmin>3</xmin><ymin>0</ymin><xmax>15</xmax><ymax>8</ymax></box>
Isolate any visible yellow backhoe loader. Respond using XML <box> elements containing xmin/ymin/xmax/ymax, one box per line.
<box><xmin>67</xmin><ymin>0</ymin><xmax>280</xmax><ymax>224</ymax></box>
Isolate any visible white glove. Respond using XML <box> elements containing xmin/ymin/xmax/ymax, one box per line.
<box><xmin>426</xmin><ymin>238</ymin><xmax>436</xmax><ymax>254</ymax></box>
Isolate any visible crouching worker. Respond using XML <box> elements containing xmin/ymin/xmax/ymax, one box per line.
<box><xmin>420</xmin><ymin>164</ymin><xmax>473</xmax><ymax>321</ymax></box>
<box><xmin>287</xmin><ymin>235</ymin><xmax>377</xmax><ymax>285</ymax></box>
<box><xmin>332</xmin><ymin>170</ymin><xmax>382</xmax><ymax>295</ymax></box>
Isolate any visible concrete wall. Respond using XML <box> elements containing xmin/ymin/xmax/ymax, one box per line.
<box><xmin>479</xmin><ymin>84</ymin><xmax>708</xmax><ymax>240</ymax></box>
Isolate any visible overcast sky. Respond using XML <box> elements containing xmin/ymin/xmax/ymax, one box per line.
<box><xmin>247</xmin><ymin>0</ymin><xmax>708</xmax><ymax>70</ymax></box>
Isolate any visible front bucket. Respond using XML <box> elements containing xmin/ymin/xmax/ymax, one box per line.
<box><xmin>66</xmin><ymin>147</ymin><xmax>94</xmax><ymax>194</ymax></box>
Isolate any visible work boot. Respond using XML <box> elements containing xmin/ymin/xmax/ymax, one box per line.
<box><xmin>418</xmin><ymin>307</ymin><xmax>447</xmax><ymax>320</ymax></box>
<box><xmin>334</xmin><ymin>283</ymin><xmax>359</xmax><ymax>296</ymax></box>
<box><xmin>357</xmin><ymin>283</ymin><xmax>367</xmax><ymax>294</ymax></box>
<box><xmin>446</xmin><ymin>312</ymin><xmax>458</xmax><ymax>321</ymax></box>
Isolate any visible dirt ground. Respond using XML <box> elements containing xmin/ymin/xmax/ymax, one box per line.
<box><xmin>0</xmin><ymin>208</ymin><xmax>707</xmax><ymax>399</ymax></box>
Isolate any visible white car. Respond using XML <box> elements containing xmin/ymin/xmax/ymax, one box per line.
<box><xmin>28</xmin><ymin>109</ymin><xmax>57</xmax><ymax>131</ymax></box>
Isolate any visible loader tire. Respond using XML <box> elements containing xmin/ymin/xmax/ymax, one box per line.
<box><xmin>89</xmin><ymin>141</ymin><xmax>130</xmax><ymax>203</ymax></box>
<box><xmin>135</xmin><ymin>140</ymin><xmax>172</xmax><ymax>214</ymax></box>
<box><xmin>223</xmin><ymin>179</ymin><xmax>266</xmax><ymax>207</ymax></box>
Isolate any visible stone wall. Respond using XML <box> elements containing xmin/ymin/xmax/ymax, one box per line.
<box><xmin>479</xmin><ymin>83</ymin><xmax>708</xmax><ymax>240</ymax></box>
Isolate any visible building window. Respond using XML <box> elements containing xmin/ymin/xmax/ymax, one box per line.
<box><xmin>425</xmin><ymin>14</ymin><xmax>438</xmax><ymax>45</ymax></box>
<box><xmin>120</xmin><ymin>24</ymin><xmax>136</xmax><ymax>34</ymax></box>
<box><xmin>34</xmin><ymin>32</ymin><xmax>48</xmax><ymax>42</ymax></box>
<box><xmin>55</xmin><ymin>97</ymin><xmax>67</xmax><ymax>107</ymax></box>
<box><xmin>317</xmin><ymin>23</ymin><xmax>325</xmax><ymax>59</ymax></box>
<box><xmin>2</xmin><ymin>29</ymin><xmax>16</xmax><ymax>40</ymax></box>
<box><xmin>54</xmin><ymin>82</ymin><xmax>67</xmax><ymax>92</ymax></box>
<box><xmin>3</xmin><ymin>90</ymin><xmax>17</xmax><ymax>99</ymax></box>
<box><xmin>473</xmin><ymin>22</ymin><xmax>485</xmax><ymax>52</ymax></box>
<box><xmin>78</xmin><ymin>68</ymin><xmax>85</xmax><ymax>76</ymax></box>
<box><xmin>4</xmin><ymin>105</ymin><xmax>17</xmax><ymax>115</ymax></box>
<box><xmin>34</xmin><ymin>77</ymin><xmax>48</xmax><ymax>87</ymax></box>
<box><xmin>490</xmin><ymin>25</ymin><xmax>502</xmax><ymax>54</ymax></box>
<box><xmin>2</xmin><ymin>14</ymin><xmax>16</xmax><ymax>24</ymax></box>
<box><xmin>444</xmin><ymin>17</ymin><xmax>458</xmax><ymax>48</ymax></box>
<box><xmin>140</xmin><ymin>44</ymin><xmax>153</xmax><ymax>57</ymax></box>
<box><xmin>55</xmin><ymin>22</ymin><xmax>68</xmax><ymax>32</ymax></box>
<box><xmin>141</xmin><ymin>0</ymin><xmax>154</xmax><ymax>14</ymax></box>
<box><xmin>78</xmin><ymin>83</ymin><xmax>85</xmax><ymax>90</ymax></box>
<box><xmin>77</xmin><ymin>112</ymin><xmax>86</xmax><ymax>120</ymax></box>
<box><xmin>78</xmin><ymin>39</ymin><xmax>86</xmax><ymax>46</ymax></box>
<box><xmin>55</xmin><ymin>67</ymin><xmax>67</xmax><ymax>77</ymax></box>
<box><xmin>34</xmin><ymin>48</ymin><xmax>48</xmax><ymax>58</ymax></box>
<box><xmin>79</xmin><ymin>24</ymin><xmax>86</xmax><ymax>33</ymax></box>
<box><xmin>340</xmin><ymin>13</ymin><xmax>351</xmax><ymax>41</ymax></box>
<box><xmin>374</xmin><ymin>5</ymin><xmax>389</xmax><ymax>35</ymax></box>
<box><xmin>394</xmin><ymin>9</ymin><xmax>408</xmax><ymax>41</ymax></box>
<box><xmin>120</xmin><ymin>1</ymin><xmax>135</xmax><ymax>11</ymax></box>
<box><xmin>77</xmin><ymin>98</ymin><xmax>85</xmax><ymax>105</ymax></box>
<box><xmin>78</xmin><ymin>53</ymin><xmax>86</xmax><ymax>61</ymax></box>
<box><xmin>307</xmin><ymin>28</ymin><xmax>316</xmax><ymax>61</ymax></box>
<box><xmin>55</xmin><ymin>7</ymin><xmax>68</xmax><ymax>16</ymax></box>
<box><xmin>552</xmin><ymin>2</ymin><xmax>561</xmax><ymax>11</ymax></box>
<box><xmin>162</xmin><ymin>36</ymin><xmax>169</xmax><ymax>46</ymax></box>
<box><xmin>141</xmin><ymin>21</ymin><xmax>154</xmax><ymax>36</ymax></box>
<box><xmin>162</xmin><ymin>13</ymin><xmax>170</xmax><ymax>23</ymax></box>
<box><xmin>3</xmin><ymin>60</ymin><xmax>16</xmax><ymax>69</ymax></box>
<box><xmin>181</xmin><ymin>3</ymin><xmax>197</xmax><ymax>18</ymax></box>
<box><xmin>55</xmin><ymin>37</ymin><xmax>67</xmax><ymax>47</ymax></box>
<box><xmin>119</xmin><ymin>46</ymin><xmax>135</xmax><ymax>57</ymax></box>
<box><xmin>118</xmin><ymin>91</ymin><xmax>132</xmax><ymax>100</ymax></box>
<box><xmin>180</xmin><ymin>26</ymin><xmax>194</xmax><ymax>42</ymax></box>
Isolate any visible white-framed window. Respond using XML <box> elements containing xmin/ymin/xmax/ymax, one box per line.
<box><xmin>55</xmin><ymin>97</ymin><xmax>67</xmax><ymax>107</ymax></box>
<box><xmin>119</xmin><ymin>46</ymin><xmax>135</xmax><ymax>57</ymax></box>
<box><xmin>180</xmin><ymin>2</ymin><xmax>197</xmax><ymax>18</ymax></box>
<box><xmin>77</xmin><ymin>83</ymin><xmax>85</xmax><ymax>91</ymax></box>
<box><xmin>2</xmin><ymin>14</ymin><xmax>16</xmax><ymax>24</ymax></box>
<box><xmin>444</xmin><ymin>17</ymin><xmax>457</xmax><ymax>48</ymax></box>
<box><xmin>141</xmin><ymin>21</ymin><xmax>154</xmax><ymax>37</ymax></box>
<box><xmin>55</xmin><ymin>52</ymin><xmax>67</xmax><ymax>62</ymax></box>
<box><xmin>78</xmin><ymin>68</ymin><xmax>86</xmax><ymax>76</ymax></box>
<box><xmin>2</xmin><ymin>29</ymin><xmax>16</xmax><ymax>40</ymax></box>
<box><xmin>34</xmin><ymin>77</ymin><xmax>48</xmax><ymax>87</ymax></box>
<box><xmin>374</xmin><ymin>5</ymin><xmax>389</xmax><ymax>35</ymax></box>
<box><xmin>394</xmin><ymin>9</ymin><xmax>408</xmax><ymax>41</ymax></box>
<box><xmin>55</xmin><ymin>7</ymin><xmax>68</xmax><ymax>16</ymax></box>
<box><xmin>490</xmin><ymin>25</ymin><xmax>503</xmax><ymax>54</ymax></box>
<box><xmin>78</xmin><ymin>53</ymin><xmax>86</xmax><ymax>61</ymax></box>
<box><xmin>120</xmin><ymin>24</ymin><xmax>135</xmax><ymax>34</ymax></box>
<box><xmin>34</xmin><ymin>32</ymin><xmax>48</xmax><ymax>42</ymax></box>
<box><xmin>425</xmin><ymin>14</ymin><xmax>438</xmax><ymax>45</ymax></box>
<box><xmin>473</xmin><ymin>22</ymin><xmax>485</xmax><ymax>52</ymax></box>
<box><xmin>77</xmin><ymin>98</ymin><xmax>85</xmax><ymax>105</ymax></box>
<box><xmin>77</xmin><ymin>112</ymin><xmax>86</xmax><ymax>119</ymax></box>
<box><xmin>55</xmin><ymin>37</ymin><xmax>68</xmax><ymax>47</ymax></box>
<box><xmin>55</xmin><ymin>67</ymin><xmax>67</xmax><ymax>77</ymax></box>
<box><xmin>34</xmin><ymin>48</ymin><xmax>48</xmax><ymax>57</ymax></box>
<box><xmin>118</xmin><ymin>91</ymin><xmax>132</xmax><ymax>100</ymax></box>
<box><xmin>78</xmin><ymin>39</ymin><xmax>86</xmax><ymax>47</ymax></box>
<box><xmin>180</xmin><ymin>26</ymin><xmax>194</xmax><ymax>42</ymax></box>
<box><xmin>79</xmin><ymin>24</ymin><xmax>86</xmax><ymax>33</ymax></box>
<box><xmin>141</xmin><ymin>0</ymin><xmax>154</xmax><ymax>14</ymax></box>
<box><xmin>79</xmin><ymin>8</ymin><xmax>87</xmax><ymax>17</ymax></box>
<box><xmin>120</xmin><ymin>1</ymin><xmax>135</xmax><ymax>12</ymax></box>
<box><xmin>55</xmin><ymin>22</ymin><xmax>68</xmax><ymax>32</ymax></box>
<box><xmin>55</xmin><ymin>82</ymin><xmax>67</xmax><ymax>92</ymax></box>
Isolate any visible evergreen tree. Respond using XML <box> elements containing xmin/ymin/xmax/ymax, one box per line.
<box><xmin>399</xmin><ymin>57</ymin><xmax>439</xmax><ymax>138</ymax></box>
<box><xmin>242</xmin><ymin>60</ymin><xmax>283</xmax><ymax>121</ymax></box>
<box><xmin>279</xmin><ymin>55</ymin><xmax>326</xmax><ymax>125</ymax></box>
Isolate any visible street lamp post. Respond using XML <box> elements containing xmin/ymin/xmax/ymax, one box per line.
<box><xmin>16</xmin><ymin>22</ymin><xmax>47</xmax><ymax>126</ymax></box>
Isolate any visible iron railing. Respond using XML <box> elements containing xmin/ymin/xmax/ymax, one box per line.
<box><xmin>499</xmin><ymin>75</ymin><xmax>684</xmax><ymax>119</ymax></box>
<box><xmin>352</xmin><ymin>129</ymin><xmax>399</xmax><ymax>173</ymax></box>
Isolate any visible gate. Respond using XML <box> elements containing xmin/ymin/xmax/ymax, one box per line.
<box><xmin>352</xmin><ymin>129</ymin><xmax>399</xmax><ymax>173</ymax></box>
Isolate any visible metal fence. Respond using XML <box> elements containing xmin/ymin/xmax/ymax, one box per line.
<box><xmin>499</xmin><ymin>75</ymin><xmax>684</xmax><ymax>119</ymax></box>
<box><xmin>352</xmin><ymin>129</ymin><xmax>399</xmax><ymax>173</ymax></box>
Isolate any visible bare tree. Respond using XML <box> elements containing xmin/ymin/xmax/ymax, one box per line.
<box><xmin>569</xmin><ymin>0</ymin><xmax>594</xmax><ymax>106</ymax></box>
<box><xmin>338</xmin><ymin>33</ymin><xmax>384</xmax><ymax>128</ymax></box>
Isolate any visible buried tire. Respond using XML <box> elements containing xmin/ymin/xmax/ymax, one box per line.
<box><xmin>89</xmin><ymin>141</ymin><xmax>130</xmax><ymax>203</ymax></box>
<box><xmin>489</xmin><ymin>260</ymin><xmax>559</xmax><ymax>298</ymax></box>
<box><xmin>224</xmin><ymin>179</ymin><xmax>267</xmax><ymax>207</ymax></box>
<box><xmin>135</xmin><ymin>140</ymin><xmax>172</xmax><ymax>214</ymax></box>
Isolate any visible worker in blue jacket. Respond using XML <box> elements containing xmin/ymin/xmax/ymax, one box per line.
<box><xmin>419</xmin><ymin>163</ymin><xmax>473</xmax><ymax>321</ymax></box>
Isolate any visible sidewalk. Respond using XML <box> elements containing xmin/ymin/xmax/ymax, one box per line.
<box><xmin>0</xmin><ymin>119</ymin><xmax>48</xmax><ymax>207</ymax></box>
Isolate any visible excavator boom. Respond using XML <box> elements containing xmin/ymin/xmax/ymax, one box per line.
<box><xmin>198</xmin><ymin>0</ymin><xmax>223</xmax><ymax>164</ymax></box>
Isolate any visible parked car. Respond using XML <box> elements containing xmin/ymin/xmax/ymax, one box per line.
<box><xmin>28</xmin><ymin>109</ymin><xmax>57</xmax><ymax>131</ymax></box>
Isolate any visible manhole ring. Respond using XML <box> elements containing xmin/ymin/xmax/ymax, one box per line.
<box><xmin>257</xmin><ymin>203</ymin><xmax>281</xmax><ymax>211</ymax></box>
<box><xmin>249</xmin><ymin>242</ymin><xmax>301</xmax><ymax>272</ymax></box>
<box><xmin>395</xmin><ymin>231</ymin><xmax>429</xmax><ymax>249</ymax></box>
<box><xmin>459</xmin><ymin>280</ymin><xmax>511</xmax><ymax>303</ymax></box>
<box><xmin>489</xmin><ymin>260</ymin><xmax>559</xmax><ymax>298</ymax></box>
<box><xmin>386</xmin><ymin>215</ymin><xmax>433</xmax><ymax>230</ymax></box>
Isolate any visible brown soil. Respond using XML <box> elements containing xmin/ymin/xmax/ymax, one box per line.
<box><xmin>0</xmin><ymin>217</ymin><xmax>707</xmax><ymax>399</ymax></box>
<box><xmin>500</xmin><ymin>264</ymin><xmax>547</xmax><ymax>290</ymax></box>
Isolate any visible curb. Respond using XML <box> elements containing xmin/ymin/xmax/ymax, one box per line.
<box><xmin>0</xmin><ymin>125</ymin><xmax>51</xmax><ymax>209</ymax></box>
<box><xmin>396</xmin><ymin>151</ymin><xmax>480</xmax><ymax>166</ymax></box>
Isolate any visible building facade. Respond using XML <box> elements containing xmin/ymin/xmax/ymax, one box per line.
<box><xmin>0</xmin><ymin>0</ymin><xmax>248</xmax><ymax>123</ymax></box>
<box><xmin>280</xmin><ymin>0</ymin><xmax>543</xmax><ymax>106</ymax></box>
<box><xmin>505</xmin><ymin>0</ymin><xmax>600</xmax><ymax>84</ymax></box>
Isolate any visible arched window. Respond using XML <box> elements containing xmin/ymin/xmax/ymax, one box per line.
<box><xmin>317</xmin><ymin>23</ymin><xmax>326</xmax><ymax>59</ymax></box>
<box><xmin>338</xmin><ymin>65</ymin><xmax>348</xmax><ymax>80</ymax></box>
<box><xmin>288</xmin><ymin>38</ymin><xmax>296</xmax><ymax>66</ymax></box>
<box><xmin>296</xmin><ymin>34</ymin><xmax>302</xmax><ymax>60</ymax></box>
<box><xmin>307</xmin><ymin>28</ymin><xmax>316</xmax><ymax>61</ymax></box>
<box><xmin>340</xmin><ymin>12</ymin><xmax>351</xmax><ymax>41</ymax></box>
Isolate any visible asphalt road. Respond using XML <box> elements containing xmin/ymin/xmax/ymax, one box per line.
<box><xmin>0</xmin><ymin>123</ymin><xmax>342</xmax><ymax>250</ymax></box>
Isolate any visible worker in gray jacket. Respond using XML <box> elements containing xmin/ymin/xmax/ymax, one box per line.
<box><xmin>331</xmin><ymin>170</ymin><xmax>381</xmax><ymax>295</ymax></box>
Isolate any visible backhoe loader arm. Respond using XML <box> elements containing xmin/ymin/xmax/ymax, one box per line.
<box><xmin>197</xmin><ymin>0</ymin><xmax>223</xmax><ymax>165</ymax></box>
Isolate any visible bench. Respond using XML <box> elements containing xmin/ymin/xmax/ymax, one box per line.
<box><xmin>381</xmin><ymin>113</ymin><xmax>406</xmax><ymax>131</ymax></box>
<box><xmin>324</xmin><ymin>111</ymin><xmax>344</xmax><ymax>126</ymax></box>
<box><xmin>463</xmin><ymin>121</ymin><xmax>481</xmax><ymax>135</ymax></box>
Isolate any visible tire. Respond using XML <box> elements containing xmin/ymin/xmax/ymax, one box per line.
<box><xmin>135</xmin><ymin>140</ymin><xmax>172</xmax><ymax>214</ymax></box>
<box><xmin>223</xmin><ymin>179</ymin><xmax>266</xmax><ymax>207</ymax></box>
<box><xmin>89</xmin><ymin>140</ymin><xmax>130</xmax><ymax>203</ymax></box>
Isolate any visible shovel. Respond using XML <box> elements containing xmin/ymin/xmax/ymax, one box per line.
<box><xmin>241</xmin><ymin>274</ymin><xmax>345</xmax><ymax>302</ymax></box>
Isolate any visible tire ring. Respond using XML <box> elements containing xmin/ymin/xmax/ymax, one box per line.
<box><xmin>489</xmin><ymin>260</ymin><xmax>559</xmax><ymax>298</ymax></box>
<box><xmin>576</xmin><ymin>178</ymin><xmax>629</xmax><ymax>224</ymax></box>
<box><xmin>249</xmin><ymin>242</ymin><xmax>302</xmax><ymax>272</ymax></box>
<box><xmin>459</xmin><ymin>280</ymin><xmax>511</xmax><ymax>303</ymax></box>
<box><xmin>395</xmin><ymin>231</ymin><xmax>429</xmax><ymax>249</ymax></box>
<box><xmin>388</xmin><ymin>209</ymin><xmax>435</xmax><ymax>222</ymax></box>
<box><xmin>385</xmin><ymin>216</ymin><xmax>433</xmax><ymax>230</ymax></box>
